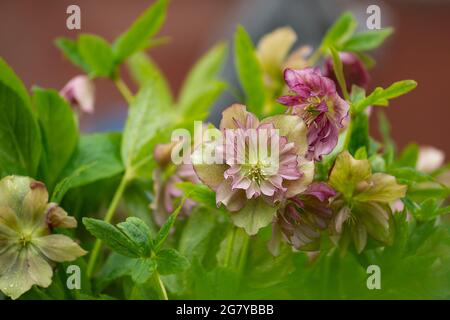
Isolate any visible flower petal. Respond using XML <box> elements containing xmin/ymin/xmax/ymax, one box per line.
<box><xmin>45</xmin><ymin>204</ymin><xmax>77</xmax><ymax>229</ymax></box>
<box><xmin>230</xmin><ymin>199</ymin><xmax>277</xmax><ymax>235</ymax></box>
<box><xmin>219</xmin><ymin>104</ymin><xmax>258</xmax><ymax>130</ymax></box>
<box><xmin>34</xmin><ymin>234</ymin><xmax>87</xmax><ymax>262</ymax></box>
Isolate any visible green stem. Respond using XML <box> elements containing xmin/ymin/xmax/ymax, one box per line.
<box><xmin>237</xmin><ymin>232</ymin><xmax>250</xmax><ymax>274</ymax></box>
<box><xmin>114</xmin><ymin>77</ymin><xmax>134</xmax><ymax>105</ymax></box>
<box><xmin>343</xmin><ymin>118</ymin><xmax>353</xmax><ymax>151</ymax></box>
<box><xmin>223</xmin><ymin>227</ymin><xmax>237</xmax><ymax>268</ymax></box>
<box><xmin>153</xmin><ymin>272</ymin><xmax>168</xmax><ymax>300</ymax></box>
<box><xmin>87</xmin><ymin>173</ymin><xmax>131</xmax><ymax>277</ymax></box>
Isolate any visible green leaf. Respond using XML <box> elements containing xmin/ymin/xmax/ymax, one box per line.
<box><xmin>230</xmin><ymin>199</ymin><xmax>277</xmax><ymax>236</ymax></box>
<box><xmin>355</xmin><ymin>80</ymin><xmax>417</xmax><ymax>112</ymax></box>
<box><xmin>234</xmin><ymin>26</ymin><xmax>265</xmax><ymax>115</ymax></box>
<box><xmin>55</xmin><ymin>37</ymin><xmax>90</xmax><ymax>73</ymax></box>
<box><xmin>131</xmin><ymin>258</ymin><xmax>157</xmax><ymax>283</ymax></box>
<box><xmin>176</xmin><ymin>182</ymin><xmax>217</xmax><ymax>210</ymax></box>
<box><xmin>78</xmin><ymin>34</ymin><xmax>115</xmax><ymax>78</ymax></box>
<box><xmin>329</xmin><ymin>46</ymin><xmax>349</xmax><ymax>100</ymax></box>
<box><xmin>178</xmin><ymin>42</ymin><xmax>227</xmax><ymax>109</ymax></box>
<box><xmin>61</xmin><ymin>132</ymin><xmax>124</xmax><ymax>190</ymax></box>
<box><xmin>83</xmin><ymin>218</ymin><xmax>141</xmax><ymax>258</ymax></box>
<box><xmin>153</xmin><ymin>198</ymin><xmax>185</xmax><ymax>251</ymax></box>
<box><xmin>0</xmin><ymin>58</ymin><xmax>31</xmax><ymax>109</ymax></box>
<box><xmin>117</xmin><ymin>217</ymin><xmax>153</xmax><ymax>256</ymax></box>
<box><xmin>178</xmin><ymin>208</ymin><xmax>217</xmax><ymax>261</ymax></box>
<box><xmin>389</xmin><ymin>167</ymin><xmax>434</xmax><ymax>184</ymax></box>
<box><xmin>396</xmin><ymin>143</ymin><xmax>419</xmax><ymax>168</ymax></box>
<box><xmin>341</xmin><ymin>28</ymin><xmax>393</xmax><ymax>52</ymax></box>
<box><xmin>156</xmin><ymin>249</ymin><xmax>190</xmax><ymax>275</ymax></box>
<box><xmin>0</xmin><ymin>82</ymin><xmax>41</xmax><ymax>177</ymax></box>
<box><xmin>113</xmin><ymin>0</ymin><xmax>168</xmax><ymax>63</ymax></box>
<box><xmin>348</xmin><ymin>112</ymin><xmax>370</xmax><ymax>156</ymax></box>
<box><xmin>322</xmin><ymin>12</ymin><xmax>358</xmax><ymax>50</ymax></box>
<box><xmin>122</xmin><ymin>86</ymin><xmax>175</xmax><ymax>178</ymax></box>
<box><xmin>33</xmin><ymin>87</ymin><xmax>78</xmax><ymax>187</ymax></box>
<box><xmin>127</xmin><ymin>52</ymin><xmax>172</xmax><ymax>106</ymax></box>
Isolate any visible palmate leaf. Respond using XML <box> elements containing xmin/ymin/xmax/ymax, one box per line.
<box><xmin>321</xmin><ymin>12</ymin><xmax>357</xmax><ymax>50</ymax></box>
<box><xmin>55</xmin><ymin>37</ymin><xmax>90</xmax><ymax>73</ymax></box>
<box><xmin>156</xmin><ymin>249</ymin><xmax>190</xmax><ymax>275</ymax></box>
<box><xmin>117</xmin><ymin>217</ymin><xmax>153</xmax><ymax>256</ymax></box>
<box><xmin>153</xmin><ymin>198</ymin><xmax>186</xmax><ymax>252</ymax></box>
<box><xmin>78</xmin><ymin>34</ymin><xmax>116</xmax><ymax>78</ymax></box>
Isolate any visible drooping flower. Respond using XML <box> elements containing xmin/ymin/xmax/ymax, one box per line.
<box><xmin>151</xmin><ymin>143</ymin><xmax>201</xmax><ymax>226</ymax></box>
<box><xmin>0</xmin><ymin>176</ymin><xmax>86</xmax><ymax>299</ymax></box>
<box><xmin>60</xmin><ymin>75</ymin><xmax>95</xmax><ymax>114</ymax></box>
<box><xmin>324</xmin><ymin>52</ymin><xmax>370</xmax><ymax>97</ymax></box>
<box><xmin>328</xmin><ymin>151</ymin><xmax>407</xmax><ymax>253</ymax></box>
<box><xmin>192</xmin><ymin>104</ymin><xmax>314</xmax><ymax>235</ymax></box>
<box><xmin>270</xmin><ymin>182</ymin><xmax>336</xmax><ymax>255</ymax></box>
<box><xmin>277</xmin><ymin>67</ymin><xmax>349</xmax><ymax>161</ymax></box>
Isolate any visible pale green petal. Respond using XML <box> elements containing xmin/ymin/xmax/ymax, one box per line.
<box><xmin>0</xmin><ymin>244</ymin><xmax>20</xmax><ymax>272</ymax></box>
<box><xmin>0</xmin><ymin>176</ymin><xmax>30</xmax><ymax>214</ymax></box>
<box><xmin>0</xmin><ymin>247</ymin><xmax>52</xmax><ymax>300</ymax></box>
<box><xmin>355</xmin><ymin>202</ymin><xmax>393</xmax><ymax>245</ymax></box>
<box><xmin>284</xmin><ymin>157</ymin><xmax>314</xmax><ymax>198</ymax></box>
<box><xmin>261</xmin><ymin>115</ymin><xmax>308</xmax><ymax>156</ymax></box>
<box><xmin>22</xmin><ymin>180</ymin><xmax>48</xmax><ymax>228</ymax></box>
<box><xmin>0</xmin><ymin>207</ymin><xmax>20</xmax><ymax>239</ymax></box>
<box><xmin>34</xmin><ymin>234</ymin><xmax>87</xmax><ymax>262</ymax></box>
<box><xmin>351</xmin><ymin>221</ymin><xmax>367</xmax><ymax>254</ymax></box>
<box><xmin>231</xmin><ymin>199</ymin><xmax>277</xmax><ymax>235</ymax></box>
<box><xmin>191</xmin><ymin>143</ymin><xmax>227</xmax><ymax>190</ymax></box>
<box><xmin>354</xmin><ymin>173</ymin><xmax>407</xmax><ymax>203</ymax></box>
<box><xmin>219</xmin><ymin>104</ymin><xmax>258</xmax><ymax>130</ymax></box>
<box><xmin>329</xmin><ymin>151</ymin><xmax>372</xmax><ymax>199</ymax></box>
<box><xmin>256</xmin><ymin>27</ymin><xmax>297</xmax><ymax>77</ymax></box>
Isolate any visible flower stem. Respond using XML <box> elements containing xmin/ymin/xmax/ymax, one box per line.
<box><xmin>237</xmin><ymin>231</ymin><xmax>250</xmax><ymax>274</ymax></box>
<box><xmin>86</xmin><ymin>173</ymin><xmax>130</xmax><ymax>277</ymax></box>
<box><xmin>153</xmin><ymin>272</ymin><xmax>168</xmax><ymax>300</ymax></box>
<box><xmin>114</xmin><ymin>77</ymin><xmax>134</xmax><ymax>105</ymax></box>
<box><xmin>223</xmin><ymin>227</ymin><xmax>237</xmax><ymax>268</ymax></box>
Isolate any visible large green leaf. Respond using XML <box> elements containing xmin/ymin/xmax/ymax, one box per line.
<box><xmin>156</xmin><ymin>249</ymin><xmax>190</xmax><ymax>275</ymax></box>
<box><xmin>321</xmin><ymin>12</ymin><xmax>357</xmax><ymax>50</ymax></box>
<box><xmin>78</xmin><ymin>34</ymin><xmax>115</xmax><ymax>78</ymax></box>
<box><xmin>0</xmin><ymin>83</ymin><xmax>41</xmax><ymax>177</ymax></box>
<box><xmin>354</xmin><ymin>80</ymin><xmax>417</xmax><ymax>112</ymax></box>
<box><xmin>54</xmin><ymin>37</ymin><xmax>90</xmax><ymax>73</ymax></box>
<box><xmin>33</xmin><ymin>87</ymin><xmax>78</xmax><ymax>187</ymax></box>
<box><xmin>83</xmin><ymin>218</ymin><xmax>142</xmax><ymax>258</ymax></box>
<box><xmin>0</xmin><ymin>58</ymin><xmax>31</xmax><ymax>108</ymax></box>
<box><xmin>127</xmin><ymin>52</ymin><xmax>172</xmax><ymax>106</ymax></box>
<box><xmin>234</xmin><ymin>26</ymin><xmax>265</xmax><ymax>115</ymax></box>
<box><xmin>121</xmin><ymin>85</ymin><xmax>175</xmax><ymax>178</ymax></box>
<box><xmin>342</xmin><ymin>28</ymin><xmax>393</xmax><ymax>52</ymax></box>
<box><xmin>178</xmin><ymin>42</ymin><xmax>227</xmax><ymax>109</ymax></box>
<box><xmin>112</xmin><ymin>0</ymin><xmax>168</xmax><ymax>63</ymax></box>
<box><xmin>60</xmin><ymin>132</ymin><xmax>124</xmax><ymax>190</ymax></box>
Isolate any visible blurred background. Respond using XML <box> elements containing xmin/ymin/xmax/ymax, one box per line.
<box><xmin>0</xmin><ymin>0</ymin><xmax>449</xmax><ymax>153</ymax></box>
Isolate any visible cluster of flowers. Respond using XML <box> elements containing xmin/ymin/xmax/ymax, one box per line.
<box><xmin>150</xmin><ymin>29</ymin><xmax>406</xmax><ymax>255</ymax></box>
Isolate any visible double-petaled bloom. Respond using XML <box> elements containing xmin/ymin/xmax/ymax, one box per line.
<box><xmin>0</xmin><ymin>176</ymin><xmax>86</xmax><ymax>299</ymax></box>
<box><xmin>192</xmin><ymin>104</ymin><xmax>314</xmax><ymax>235</ymax></box>
<box><xmin>270</xmin><ymin>182</ymin><xmax>336</xmax><ymax>255</ymax></box>
<box><xmin>278</xmin><ymin>67</ymin><xmax>349</xmax><ymax>161</ymax></box>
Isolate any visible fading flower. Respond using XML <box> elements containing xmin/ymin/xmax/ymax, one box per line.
<box><xmin>60</xmin><ymin>75</ymin><xmax>95</xmax><ymax>114</ymax></box>
<box><xmin>328</xmin><ymin>151</ymin><xmax>407</xmax><ymax>253</ymax></box>
<box><xmin>270</xmin><ymin>182</ymin><xmax>336</xmax><ymax>255</ymax></box>
<box><xmin>0</xmin><ymin>176</ymin><xmax>86</xmax><ymax>299</ymax></box>
<box><xmin>151</xmin><ymin>143</ymin><xmax>200</xmax><ymax>226</ymax></box>
<box><xmin>192</xmin><ymin>104</ymin><xmax>314</xmax><ymax>235</ymax></box>
<box><xmin>278</xmin><ymin>67</ymin><xmax>349</xmax><ymax>161</ymax></box>
<box><xmin>324</xmin><ymin>52</ymin><xmax>370</xmax><ymax>97</ymax></box>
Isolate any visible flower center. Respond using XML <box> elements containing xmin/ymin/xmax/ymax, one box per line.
<box><xmin>244</xmin><ymin>162</ymin><xmax>265</xmax><ymax>184</ymax></box>
<box><xmin>18</xmin><ymin>233</ymin><xmax>33</xmax><ymax>247</ymax></box>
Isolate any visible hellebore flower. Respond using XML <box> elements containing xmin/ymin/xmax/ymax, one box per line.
<box><xmin>0</xmin><ymin>176</ymin><xmax>86</xmax><ymax>299</ymax></box>
<box><xmin>256</xmin><ymin>27</ymin><xmax>311</xmax><ymax>90</ymax></box>
<box><xmin>324</xmin><ymin>52</ymin><xmax>370</xmax><ymax>97</ymax></box>
<box><xmin>60</xmin><ymin>75</ymin><xmax>95</xmax><ymax>114</ymax></box>
<box><xmin>278</xmin><ymin>67</ymin><xmax>349</xmax><ymax>161</ymax></box>
<box><xmin>328</xmin><ymin>151</ymin><xmax>407</xmax><ymax>253</ymax></box>
<box><xmin>270</xmin><ymin>182</ymin><xmax>336</xmax><ymax>255</ymax></box>
<box><xmin>151</xmin><ymin>143</ymin><xmax>201</xmax><ymax>226</ymax></box>
<box><xmin>192</xmin><ymin>104</ymin><xmax>314</xmax><ymax>235</ymax></box>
